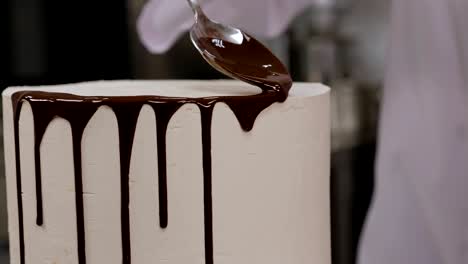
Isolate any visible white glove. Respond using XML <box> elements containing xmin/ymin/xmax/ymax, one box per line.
<box><xmin>358</xmin><ymin>0</ymin><xmax>468</xmax><ymax>263</ymax></box>
<box><xmin>137</xmin><ymin>0</ymin><xmax>314</xmax><ymax>53</ymax></box>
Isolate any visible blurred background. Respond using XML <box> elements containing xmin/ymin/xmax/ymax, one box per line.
<box><xmin>0</xmin><ymin>0</ymin><xmax>389</xmax><ymax>263</ymax></box>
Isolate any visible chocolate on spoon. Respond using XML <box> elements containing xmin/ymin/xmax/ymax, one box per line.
<box><xmin>186</xmin><ymin>0</ymin><xmax>293</xmax><ymax>100</ymax></box>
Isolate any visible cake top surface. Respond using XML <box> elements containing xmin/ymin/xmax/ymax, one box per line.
<box><xmin>3</xmin><ymin>80</ymin><xmax>329</xmax><ymax>98</ymax></box>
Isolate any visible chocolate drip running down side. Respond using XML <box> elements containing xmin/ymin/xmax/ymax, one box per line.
<box><xmin>11</xmin><ymin>81</ymin><xmax>291</xmax><ymax>264</ymax></box>
<box><xmin>150</xmin><ymin>103</ymin><xmax>183</xmax><ymax>229</ymax></box>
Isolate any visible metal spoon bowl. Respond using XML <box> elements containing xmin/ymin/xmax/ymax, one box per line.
<box><xmin>186</xmin><ymin>0</ymin><xmax>293</xmax><ymax>96</ymax></box>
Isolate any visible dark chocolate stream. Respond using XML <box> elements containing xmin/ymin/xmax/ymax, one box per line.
<box><xmin>11</xmin><ymin>80</ymin><xmax>292</xmax><ymax>264</ymax></box>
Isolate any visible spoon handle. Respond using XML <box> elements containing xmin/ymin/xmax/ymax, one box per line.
<box><xmin>186</xmin><ymin>0</ymin><xmax>205</xmax><ymax>18</ymax></box>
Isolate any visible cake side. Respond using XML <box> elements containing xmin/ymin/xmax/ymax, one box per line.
<box><xmin>3</xmin><ymin>88</ymin><xmax>21</xmax><ymax>263</ymax></box>
<box><xmin>211</xmin><ymin>91</ymin><xmax>330</xmax><ymax>263</ymax></box>
<box><xmin>3</xmin><ymin>80</ymin><xmax>330</xmax><ymax>264</ymax></box>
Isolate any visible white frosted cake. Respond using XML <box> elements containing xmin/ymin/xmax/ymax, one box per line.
<box><xmin>2</xmin><ymin>80</ymin><xmax>330</xmax><ymax>264</ymax></box>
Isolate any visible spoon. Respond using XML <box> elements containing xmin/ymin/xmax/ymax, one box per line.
<box><xmin>186</xmin><ymin>0</ymin><xmax>293</xmax><ymax>98</ymax></box>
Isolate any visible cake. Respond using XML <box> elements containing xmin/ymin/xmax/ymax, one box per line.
<box><xmin>3</xmin><ymin>80</ymin><xmax>330</xmax><ymax>264</ymax></box>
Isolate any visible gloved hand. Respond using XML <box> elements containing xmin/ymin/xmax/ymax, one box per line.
<box><xmin>137</xmin><ymin>0</ymin><xmax>314</xmax><ymax>53</ymax></box>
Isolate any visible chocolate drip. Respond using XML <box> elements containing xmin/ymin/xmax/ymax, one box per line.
<box><xmin>224</xmin><ymin>92</ymin><xmax>279</xmax><ymax>131</ymax></box>
<box><xmin>111</xmin><ymin>103</ymin><xmax>143</xmax><ymax>264</ymax></box>
<box><xmin>13</xmin><ymin>93</ymin><xmax>103</xmax><ymax>264</ymax></box>
<box><xmin>29</xmin><ymin>101</ymin><xmax>55</xmax><ymax>227</ymax></box>
<box><xmin>150</xmin><ymin>103</ymin><xmax>183</xmax><ymax>229</ymax></box>
<box><xmin>61</xmin><ymin>105</ymin><xmax>99</xmax><ymax>264</ymax></box>
<box><xmin>66</xmin><ymin>107</ymin><xmax>100</xmax><ymax>264</ymax></box>
<box><xmin>11</xmin><ymin>93</ymin><xmax>25</xmax><ymax>264</ymax></box>
<box><xmin>70</xmin><ymin>119</ymin><xmax>94</xmax><ymax>264</ymax></box>
<box><xmin>199</xmin><ymin>104</ymin><xmax>214</xmax><ymax>264</ymax></box>
<box><xmin>11</xmin><ymin>85</ymin><xmax>290</xmax><ymax>264</ymax></box>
